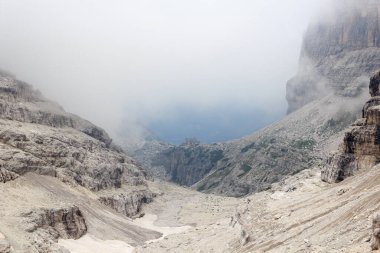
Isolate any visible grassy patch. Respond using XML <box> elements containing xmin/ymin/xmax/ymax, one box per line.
<box><xmin>238</xmin><ymin>163</ymin><xmax>253</xmax><ymax>177</ymax></box>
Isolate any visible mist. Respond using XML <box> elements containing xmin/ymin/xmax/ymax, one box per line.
<box><xmin>0</xmin><ymin>0</ymin><xmax>329</xmax><ymax>144</ymax></box>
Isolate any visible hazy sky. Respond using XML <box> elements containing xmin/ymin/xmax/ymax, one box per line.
<box><xmin>0</xmin><ymin>0</ymin><xmax>328</xmax><ymax>143</ymax></box>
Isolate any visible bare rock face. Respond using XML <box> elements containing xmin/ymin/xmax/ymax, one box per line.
<box><xmin>321</xmin><ymin>153</ymin><xmax>357</xmax><ymax>183</ymax></box>
<box><xmin>22</xmin><ymin>206</ymin><xmax>87</xmax><ymax>252</ymax></box>
<box><xmin>99</xmin><ymin>190</ymin><xmax>155</xmax><ymax>218</ymax></box>
<box><xmin>23</xmin><ymin>206</ymin><xmax>87</xmax><ymax>239</ymax></box>
<box><xmin>0</xmin><ymin>168</ymin><xmax>18</xmax><ymax>183</ymax></box>
<box><xmin>372</xmin><ymin>213</ymin><xmax>380</xmax><ymax>250</ymax></box>
<box><xmin>286</xmin><ymin>0</ymin><xmax>380</xmax><ymax>113</ymax></box>
<box><xmin>322</xmin><ymin>70</ymin><xmax>380</xmax><ymax>182</ymax></box>
<box><xmin>0</xmin><ymin>72</ymin><xmax>112</xmax><ymax>146</ymax></box>
<box><xmin>0</xmin><ymin>72</ymin><xmax>149</xmax><ymax>192</ymax></box>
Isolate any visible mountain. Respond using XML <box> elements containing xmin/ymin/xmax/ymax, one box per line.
<box><xmin>129</xmin><ymin>0</ymin><xmax>380</xmax><ymax>197</ymax></box>
<box><xmin>287</xmin><ymin>0</ymin><xmax>380</xmax><ymax>113</ymax></box>
<box><xmin>0</xmin><ymin>71</ymin><xmax>160</xmax><ymax>252</ymax></box>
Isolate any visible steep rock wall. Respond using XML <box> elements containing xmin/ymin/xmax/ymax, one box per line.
<box><xmin>322</xmin><ymin>70</ymin><xmax>380</xmax><ymax>182</ymax></box>
<box><xmin>287</xmin><ymin>0</ymin><xmax>380</xmax><ymax>113</ymax></box>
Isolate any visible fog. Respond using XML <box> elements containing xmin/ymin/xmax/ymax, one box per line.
<box><xmin>0</xmin><ymin>0</ymin><xmax>329</xmax><ymax>144</ymax></box>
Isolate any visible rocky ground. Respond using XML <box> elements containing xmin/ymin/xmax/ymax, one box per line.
<box><xmin>25</xmin><ymin>165</ymin><xmax>379</xmax><ymax>253</ymax></box>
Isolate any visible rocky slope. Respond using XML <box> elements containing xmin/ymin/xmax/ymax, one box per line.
<box><xmin>235</xmin><ymin>78</ymin><xmax>380</xmax><ymax>251</ymax></box>
<box><xmin>0</xmin><ymin>71</ymin><xmax>159</xmax><ymax>252</ymax></box>
<box><xmin>129</xmin><ymin>0</ymin><xmax>380</xmax><ymax>197</ymax></box>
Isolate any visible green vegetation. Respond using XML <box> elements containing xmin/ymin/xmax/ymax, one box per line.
<box><xmin>269</xmin><ymin>150</ymin><xmax>283</xmax><ymax>159</ymax></box>
<box><xmin>321</xmin><ymin>112</ymin><xmax>358</xmax><ymax>133</ymax></box>
<box><xmin>241</xmin><ymin>142</ymin><xmax>255</xmax><ymax>153</ymax></box>
<box><xmin>197</xmin><ymin>182</ymin><xmax>206</xmax><ymax>191</ymax></box>
<box><xmin>256</xmin><ymin>137</ymin><xmax>276</xmax><ymax>150</ymax></box>
<box><xmin>291</xmin><ymin>139</ymin><xmax>316</xmax><ymax>150</ymax></box>
<box><xmin>238</xmin><ymin>163</ymin><xmax>253</xmax><ymax>178</ymax></box>
<box><xmin>210</xmin><ymin>150</ymin><xmax>224</xmax><ymax>163</ymax></box>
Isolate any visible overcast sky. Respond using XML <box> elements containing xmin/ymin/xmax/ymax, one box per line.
<box><xmin>0</xmin><ymin>0</ymin><xmax>329</xmax><ymax>142</ymax></box>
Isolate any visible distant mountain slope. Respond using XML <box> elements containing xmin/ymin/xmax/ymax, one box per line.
<box><xmin>130</xmin><ymin>0</ymin><xmax>380</xmax><ymax>197</ymax></box>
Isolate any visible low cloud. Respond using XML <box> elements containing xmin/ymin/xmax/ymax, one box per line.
<box><xmin>0</xmin><ymin>0</ymin><xmax>329</xmax><ymax>141</ymax></box>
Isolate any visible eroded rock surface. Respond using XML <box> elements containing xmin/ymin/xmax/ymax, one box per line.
<box><xmin>0</xmin><ymin>168</ymin><xmax>18</xmax><ymax>183</ymax></box>
<box><xmin>22</xmin><ymin>206</ymin><xmax>87</xmax><ymax>252</ymax></box>
<box><xmin>372</xmin><ymin>213</ymin><xmax>380</xmax><ymax>250</ymax></box>
<box><xmin>99</xmin><ymin>190</ymin><xmax>156</xmax><ymax>218</ymax></box>
<box><xmin>322</xmin><ymin>70</ymin><xmax>380</xmax><ymax>182</ymax></box>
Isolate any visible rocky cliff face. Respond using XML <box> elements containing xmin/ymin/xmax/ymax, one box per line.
<box><xmin>99</xmin><ymin>190</ymin><xmax>155</xmax><ymax>218</ymax></box>
<box><xmin>23</xmin><ymin>206</ymin><xmax>87</xmax><ymax>240</ymax></box>
<box><xmin>22</xmin><ymin>206</ymin><xmax>87</xmax><ymax>252</ymax></box>
<box><xmin>150</xmin><ymin>140</ymin><xmax>224</xmax><ymax>186</ymax></box>
<box><xmin>372</xmin><ymin>213</ymin><xmax>380</xmax><ymax>250</ymax></box>
<box><xmin>322</xmin><ymin>70</ymin><xmax>380</xmax><ymax>182</ymax></box>
<box><xmin>286</xmin><ymin>0</ymin><xmax>380</xmax><ymax>113</ymax></box>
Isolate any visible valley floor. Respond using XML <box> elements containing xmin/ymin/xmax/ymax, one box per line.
<box><xmin>3</xmin><ymin>167</ymin><xmax>380</xmax><ymax>252</ymax></box>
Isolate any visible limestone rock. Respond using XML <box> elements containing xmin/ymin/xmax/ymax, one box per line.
<box><xmin>22</xmin><ymin>206</ymin><xmax>87</xmax><ymax>253</ymax></box>
<box><xmin>322</xmin><ymin>70</ymin><xmax>380</xmax><ymax>183</ymax></box>
<box><xmin>369</xmin><ymin>71</ymin><xmax>380</xmax><ymax>97</ymax></box>
<box><xmin>150</xmin><ymin>141</ymin><xmax>224</xmax><ymax>187</ymax></box>
<box><xmin>372</xmin><ymin>213</ymin><xmax>380</xmax><ymax>250</ymax></box>
<box><xmin>99</xmin><ymin>190</ymin><xmax>155</xmax><ymax>218</ymax></box>
<box><xmin>0</xmin><ymin>168</ymin><xmax>18</xmax><ymax>183</ymax></box>
<box><xmin>23</xmin><ymin>206</ymin><xmax>87</xmax><ymax>239</ymax></box>
<box><xmin>286</xmin><ymin>0</ymin><xmax>380</xmax><ymax>113</ymax></box>
<box><xmin>321</xmin><ymin>153</ymin><xmax>357</xmax><ymax>183</ymax></box>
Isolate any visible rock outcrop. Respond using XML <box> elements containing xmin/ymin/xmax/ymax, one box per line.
<box><xmin>322</xmin><ymin>70</ymin><xmax>380</xmax><ymax>183</ymax></box>
<box><xmin>22</xmin><ymin>206</ymin><xmax>87</xmax><ymax>252</ymax></box>
<box><xmin>0</xmin><ymin>168</ymin><xmax>18</xmax><ymax>183</ymax></box>
<box><xmin>286</xmin><ymin>0</ymin><xmax>380</xmax><ymax>113</ymax></box>
<box><xmin>0</xmin><ymin>72</ymin><xmax>112</xmax><ymax>146</ymax></box>
<box><xmin>99</xmin><ymin>190</ymin><xmax>155</xmax><ymax>218</ymax></box>
<box><xmin>23</xmin><ymin>206</ymin><xmax>87</xmax><ymax>239</ymax></box>
<box><xmin>372</xmin><ymin>213</ymin><xmax>380</xmax><ymax>250</ymax></box>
